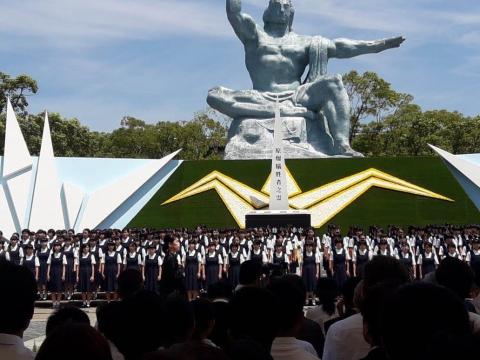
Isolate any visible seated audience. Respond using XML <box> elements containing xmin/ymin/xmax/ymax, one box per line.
<box><xmin>324</xmin><ymin>277</ymin><xmax>361</xmax><ymax>334</ymax></box>
<box><xmin>322</xmin><ymin>256</ymin><xmax>410</xmax><ymax>360</ymax></box>
<box><xmin>163</xmin><ymin>295</ymin><xmax>195</xmax><ymax>348</ymax></box>
<box><xmin>0</xmin><ymin>260</ymin><xmax>37</xmax><ymax>360</ymax></box>
<box><xmin>382</xmin><ymin>283</ymin><xmax>479</xmax><ymax>360</ymax></box>
<box><xmin>236</xmin><ymin>260</ymin><xmax>263</xmax><ymax>291</ymax></box>
<box><xmin>305</xmin><ymin>278</ymin><xmax>339</xmax><ymax>334</ymax></box>
<box><xmin>46</xmin><ymin>306</ymin><xmax>90</xmax><ymax>336</ymax></box>
<box><xmin>268</xmin><ymin>275</ymin><xmax>320</xmax><ymax>360</ymax></box>
<box><xmin>35</xmin><ymin>323</ymin><xmax>112</xmax><ymax>360</ymax></box>
<box><xmin>192</xmin><ymin>298</ymin><xmax>217</xmax><ymax>347</ymax></box>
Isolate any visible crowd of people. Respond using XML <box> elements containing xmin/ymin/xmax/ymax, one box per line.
<box><xmin>0</xmin><ymin>224</ymin><xmax>479</xmax><ymax>307</ymax></box>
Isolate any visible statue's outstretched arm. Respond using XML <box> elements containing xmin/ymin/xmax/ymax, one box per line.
<box><xmin>227</xmin><ymin>0</ymin><xmax>258</xmax><ymax>43</ymax></box>
<box><xmin>328</xmin><ymin>36</ymin><xmax>405</xmax><ymax>59</ymax></box>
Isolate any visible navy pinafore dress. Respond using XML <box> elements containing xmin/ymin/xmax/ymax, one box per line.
<box><xmin>356</xmin><ymin>250</ymin><xmax>369</xmax><ymax>279</ymax></box>
<box><xmin>63</xmin><ymin>246</ymin><xmax>76</xmax><ymax>285</ymax></box>
<box><xmin>422</xmin><ymin>253</ymin><xmax>436</xmax><ymax>276</ymax></box>
<box><xmin>8</xmin><ymin>246</ymin><xmax>21</xmax><ymax>265</ymax></box>
<box><xmin>48</xmin><ymin>253</ymin><xmax>64</xmax><ymax>292</ymax></box>
<box><xmin>78</xmin><ymin>254</ymin><xmax>93</xmax><ymax>293</ymax></box>
<box><xmin>23</xmin><ymin>255</ymin><xmax>37</xmax><ymax>276</ymax></box>
<box><xmin>205</xmin><ymin>252</ymin><xmax>220</xmax><ymax>289</ymax></box>
<box><xmin>126</xmin><ymin>252</ymin><xmax>141</xmax><ymax>271</ymax></box>
<box><xmin>333</xmin><ymin>249</ymin><xmax>348</xmax><ymax>288</ymax></box>
<box><xmin>185</xmin><ymin>251</ymin><xmax>200</xmax><ymax>291</ymax></box>
<box><xmin>228</xmin><ymin>252</ymin><xmax>241</xmax><ymax>288</ymax></box>
<box><xmin>302</xmin><ymin>252</ymin><xmax>317</xmax><ymax>292</ymax></box>
<box><xmin>104</xmin><ymin>251</ymin><xmax>119</xmax><ymax>292</ymax></box>
<box><xmin>37</xmin><ymin>249</ymin><xmax>50</xmax><ymax>286</ymax></box>
<box><xmin>144</xmin><ymin>254</ymin><xmax>160</xmax><ymax>293</ymax></box>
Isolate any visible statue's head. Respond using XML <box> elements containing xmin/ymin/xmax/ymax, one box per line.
<box><xmin>263</xmin><ymin>0</ymin><xmax>295</xmax><ymax>32</ymax></box>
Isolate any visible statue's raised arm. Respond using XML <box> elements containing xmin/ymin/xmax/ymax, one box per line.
<box><xmin>227</xmin><ymin>0</ymin><xmax>259</xmax><ymax>44</ymax></box>
<box><xmin>328</xmin><ymin>36</ymin><xmax>405</xmax><ymax>59</ymax></box>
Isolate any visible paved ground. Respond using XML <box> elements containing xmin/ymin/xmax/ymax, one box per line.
<box><xmin>24</xmin><ymin>307</ymin><xmax>97</xmax><ymax>351</ymax></box>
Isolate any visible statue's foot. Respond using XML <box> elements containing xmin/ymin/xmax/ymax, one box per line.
<box><xmin>333</xmin><ymin>142</ymin><xmax>364</xmax><ymax>157</ymax></box>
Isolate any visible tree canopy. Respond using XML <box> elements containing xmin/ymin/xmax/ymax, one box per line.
<box><xmin>0</xmin><ymin>70</ymin><xmax>478</xmax><ymax>159</ymax></box>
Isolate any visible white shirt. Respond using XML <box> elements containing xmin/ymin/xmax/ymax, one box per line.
<box><xmin>271</xmin><ymin>337</ymin><xmax>319</xmax><ymax>360</ymax></box>
<box><xmin>305</xmin><ymin>305</ymin><xmax>339</xmax><ymax>334</ymax></box>
<box><xmin>0</xmin><ymin>333</ymin><xmax>35</xmax><ymax>360</ymax></box>
<box><xmin>322</xmin><ymin>313</ymin><xmax>370</xmax><ymax>360</ymax></box>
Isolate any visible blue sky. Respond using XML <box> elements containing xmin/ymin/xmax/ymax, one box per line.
<box><xmin>0</xmin><ymin>0</ymin><xmax>479</xmax><ymax>131</ymax></box>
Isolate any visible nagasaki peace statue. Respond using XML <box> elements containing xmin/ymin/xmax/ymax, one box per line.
<box><xmin>207</xmin><ymin>0</ymin><xmax>405</xmax><ymax>159</ymax></box>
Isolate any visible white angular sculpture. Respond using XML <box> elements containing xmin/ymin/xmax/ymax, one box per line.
<box><xmin>29</xmin><ymin>112</ymin><xmax>65</xmax><ymax>231</ymax></box>
<box><xmin>0</xmin><ymin>105</ymin><xmax>181</xmax><ymax>234</ymax></box>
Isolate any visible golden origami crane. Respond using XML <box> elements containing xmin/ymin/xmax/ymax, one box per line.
<box><xmin>163</xmin><ymin>167</ymin><xmax>453</xmax><ymax>228</ymax></box>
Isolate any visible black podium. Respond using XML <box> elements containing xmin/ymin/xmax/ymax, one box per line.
<box><xmin>245</xmin><ymin>210</ymin><xmax>311</xmax><ymax>228</ymax></box>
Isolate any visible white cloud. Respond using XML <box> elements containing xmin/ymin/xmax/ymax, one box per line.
<box><xmin>0</xmin><ymin>0</ymin><xmax>231</xmax><ymax>48</ymax></box>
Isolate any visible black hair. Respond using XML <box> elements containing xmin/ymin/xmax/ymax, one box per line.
<box><xmin>163</xmin><ymin>294</ymin><xmax>195</xmax><ymax>347</ymax></box>
<box><xmin>363</xmin><ymin>256</ymin><xmax>410</xmax><ymax>292</ymax></box>
<box><xmin>192</xmin><ymin>298</ymin><xmax>216</xmax><ymax>340</ymax></box>
<box><xmin>46</xmin><ymin>306</ymin><xmax>90</xmax><ymax>336</ymax></box>
<box><xmin>436</xmin><ymin>257</ymin><xmax>475</xmax><ymax>299</ymax></box>
<box><xmin>207</xmin><ymin>279</ymin><xmax>232</xmax><ymax>300</ymax></box>
<box><xmin>238</xmin><ymin>260</ymin><xmax>263</xmax><ymax>286</ymax></box>
<box><xmin>117</xmin><ymin>269</ymin><xmax>143</xmax><ymax>299</ymax></box>
<box><xmin>267</xmin><ymin>275</ymin><xmax>305</xmax><ymax>332</ymax></box>
<box><xmin>382</xmin><ymin>283</ymin><xmax>475</xmax><ymax>360</ymax></box>
<box><xmin>0</xmin><ymin>261</ymin><xmax>37</xmax><ymax>333</ymax></box>
<box><xmin>315</xmin><ymin>278</ymin><xmax>338</xmax><ymax>316</ymax></box>
<box><xmin>36</xmin><ymin>324</ymin><xmax>112</xmax><ymax>360</ymax></box>
<box><xmin>229</xmin><ymin>287</ymin><xmax>278</xmax><ymax>352</ymax></box>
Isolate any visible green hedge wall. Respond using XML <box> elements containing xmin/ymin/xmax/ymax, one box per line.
<box><xmin>129</xmin><ymin>157</ymin><xmax>479</xmax><ymax>231</ymax></box>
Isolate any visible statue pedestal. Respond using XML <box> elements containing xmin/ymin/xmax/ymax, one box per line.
<box><xmin>225</xmin><ymin>115</ymin><xmax>335</xmax><ymax>160</ymax></box>
<box><xmin>245</xmin><ymin>210</ymin><xmax>311</xmax><ymax>228</ymax></box>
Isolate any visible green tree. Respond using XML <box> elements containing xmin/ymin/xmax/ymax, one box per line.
<box><xmin>0</xmin><ymin>72</ymin><xmax>38</xmax><ymax>114</ymax></box>
<box><xmin>343</xmin><ymin>71</ymin><xmax>412</xmax><ymax>143</ymax></box>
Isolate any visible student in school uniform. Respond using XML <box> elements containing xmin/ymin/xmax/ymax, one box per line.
<box><xmin>375</xmin><ymin>239</ymin><xmax>392</xmax><ymax>257</ymax></box>
<box><xmin>36</xmin><ymin>238</ymin><xmax>50</xmax><ymax>300</ymax></box>
<box><xmin>47</xmin><ymin>242</ymin><xmax>66</xmax><ymax>308</ymax></box>
<box><xmin>417</xmin><ymin>242</ymin><xmax>439</xmax><ymax>280</ymax></box>
<box><xmin>248</xmin><ymin>239</ymin><xmax>268</xmax><ymax>265</ymax></box>
<box><xmin>396</xmin><ymin>242</ymin><xmax>416</xmax><ymax>279</ymax></box>
<box><xmin>271</xmin><ymin>242</ymin><xmax>289</xmax><ymax>275</ymax></box>
<box><xmin>113</xmin><ymin>236</ymin><xmax>126</xmax><ymax>263</ymax></box>
<box><xmin>301</xmin><ymin>241</ymin><xmax>320</xmax><ymax>305</ymax></box>
<box><xmin>101</xmin><ymin>241</ymin><xmax>122</xmax><ymax>302</ymax></box>
<box><xmin>62</xmin><ymin>236</ymin><xmax>76</xmax><ymax>301</ymax></box>
<box><xmin>89</xmin><ymin>238</ymin><xmax>103</xmax><ymax>300</ymax></box>
<box><xmin>76</xmin><ymin>243</ymin><xmax>96</xmax><ymax>307</ymax></box>
<box><xmin>443</xmin><ymin>242</ymin><xmax>462</xmax><ymax>261</ymax></box>
<box><xmin>21</xmin><ymin>244</ymin><xmax>39</xmax><ymax>281</ymax></box>
<box><xmin>183</xmin><ymin>240</ymin><xmax>203</xmax><ymax>301</ymax></box>
<box><xmin>225</xmin><ymin>242</ymin><xmax>243</xmax><ymax>289</ymax></box>
<box><xmin>0</xmin><ymin>239</ymin><xmax>10</xmax><ymax>262</ymax></box>
<box><xmin>203</xmin><ymin>242</ymin><xmax>223</xmax><ymax>290</ymax></box>
<box><xmin>353</xmin><ymin>240</ymin><xmax>371</xmax><ymax>278</ymax></box>
<box><xmin>330</xmin><ymin>238</ymin><xmax>350</xmax><ymax>289</ymax></box>
<box><xmin>7</xmin><ymin>234</ymin><xmax>23</xmax><ymax>265</ymax></box>
<box><xmin>124</xmin><ymin>241</ymin><xmax>144</xmax><ymax>273</ymax></box>
<box><xmin>143</xmin><ymin>244</ymin><xmax>163</xmax><ymax>294</ymax></box>
<box><xmin>466</xmin><ymin>239</ymin><xmax>480</xmax><ymax>270</ymax></box>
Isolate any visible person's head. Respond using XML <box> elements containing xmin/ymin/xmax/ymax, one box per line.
<box><xmin>252</xmin><ymin>240</ymin><xmax>261</xmax><ymax>251</ymax></box>
<box><xmin>36</xmin><ymin>324</ymin><xmax>112</xmax><ymax>360</ymax></box>
<box><xmin>40</xmin><ymin>238</ymin><xmax>48</xmax><ymax>248</ymax></box>
<box><xmin>316</xmin><ymin>278</ymin><xmax>338</xmax><ymax>315</ymax></box>
<box><xmin>363</xmin><ymin>256</ymin><xmax>410</xmax><ymax>293</ymax></box>
<box><xmin>106</xmin><ymin>241</ymin><xmax>115</xmax><ymax>252</ymax></box>
<box><xmin>361</xmin><ymin>282</ymin><xmax>399</xmax><ymax>347</ymax></box>
<box><xmin>24</xmin><ymin>244</ymin><xmax>34</xmax><ymax>256</ymax></box>
<box><xmin>208</xmin><ymin>242</ymin><xmax>216</xmax><ymax>253</ymax></box>
<box><xmin>335</xmin><ymin>239</ymin><xmax>343</xmax><ymax>249</ymax></box>
<box><xmin>82</xmin><ymin>228</ymin><xmax>90</xmax><ymax>238</ymax></box>
<box><xmin>341</xmin><ymin>277</ymin><xmax>361</xmax><ymax>310</ymax></box>
<box><xmin>80</xmin><ymin>243</ymin><xmax>90</xmax><ymax>254</ymax></box>
<box><xmin>163</xmin><ymin>295</ymin><xmax>195</xmax><ymax>347</ymax></box>
<box><xmin>424</xmin><ymin>242</ymin><xmax>432</xmax><ymax>253</ymax></box>
<box><xmin>0</xmin><ymin>261</ymin><xmax>37</xmax><ymax>335</ymax></box>
<box><xmin>148</xmin><ymin>245</ymin><xmax>156</xmax><ymax>256</ymax></box>
<box><xmin>117</xmin><ymin>269</ymin><xmax>143</xmax><ymax>299</ymax></box>
<box><xmin>207</xmin><ymin>279</ymin><xmax>232</xmax><ymax>300</ymax></box>
<box><xmin>267</xmin><ymin>275</ymin><xmax>305</xmax><ymax>336</ymax></box>
<box><xmin>382</xmin><ymin>283</ymin><xmax>475</xmax><ymax>360</ymax></box>
<box><xmin>46</xmin><ymin>306</ymin><xmax>90</xmax><ymax>336</ymax></box>
<box><xmin>52</xmin><ymin>241</ymin><xmax>62</xmax><ymax>253</ymax></box>
<box><xmin>263</xmin><ymin>0</ymin><xmax>295</xmax><ymax>32</ymax></box>
<box><xmin>188</xmin><ymin>240</ymin><xmax>196</xmax><ymax>251</ymax></box>
<box><xmin>115</xmin><ymin>290</ymin><xmax>164</xmax><ymax>358</ymax></box>
<box><xmin>239</xmin><ymin>260</ymin><xmax>263</xmax><ymax>287</ymax></box>
<box><xmin>192</xmin><ymin>298</ymin><xmax>216</xmax><ymax>341</ymax></box>
<box><xmin>128</xmin><ymin>241</ymin><xmax>137</xmax><ymax>253</ymax></box>
<box><xmin>436</xmin><ymin>257</ymin><xmax>474</xmax><ymax>300</ymax></box>
<box><xmin>230</xmin><ymin>242</ymin><xmax>239</xmax><ymax>253</ymax></box>
<box><xmin>229</xmin><ymin>287</ymin><xmax>278</xmax><ymax>351</ymax></box>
